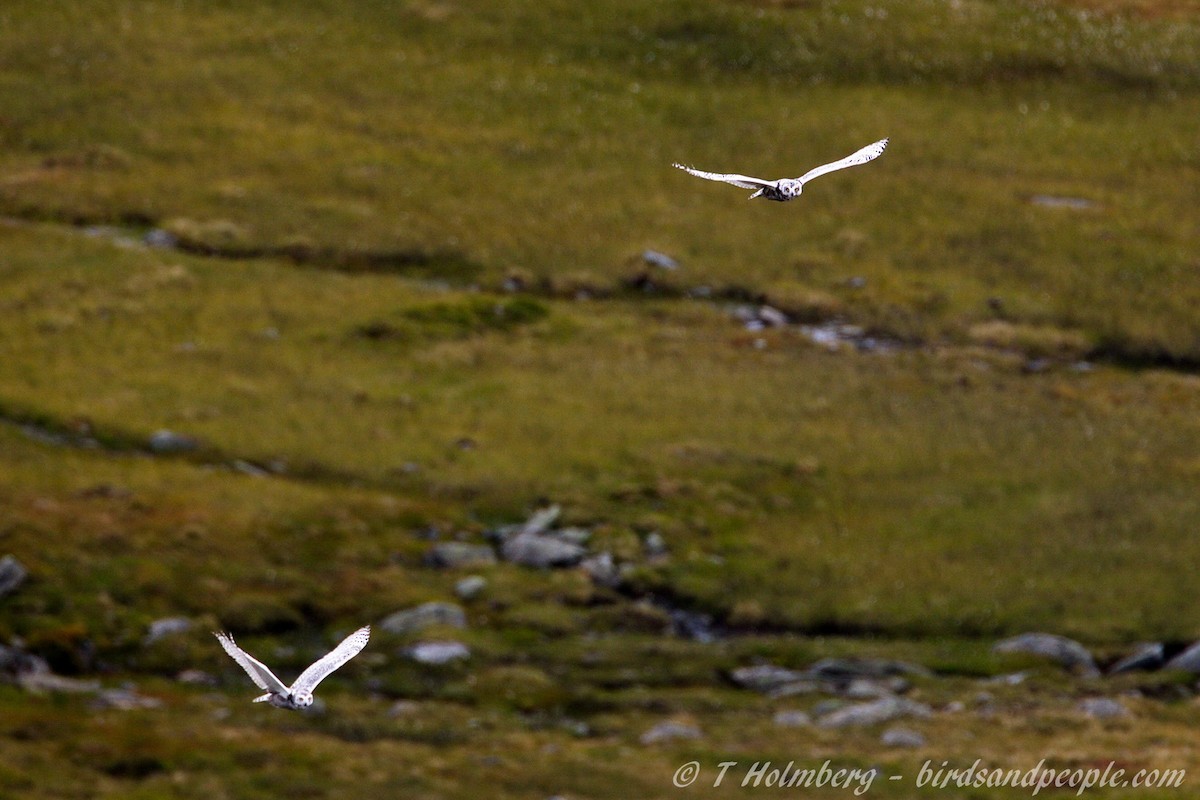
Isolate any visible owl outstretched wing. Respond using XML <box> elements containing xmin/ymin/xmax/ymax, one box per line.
<box><xmin>795</xmin><ymin>138</ymin><xmax>889</xmax><ymax>185</ymax></box>
<box><xmin>672</xmin><ymin>164</ymin><xmax>778</xmax><ymax>192</ymax></box>
<box><xmin>214</xmin><ymin>631</ymin><xmax>290</xmax><ymax>695</ymax></box>
<box><xmin>290</xmin><ymin>625</ymin><xmax>371</xmax><ymax>695</ymax></box>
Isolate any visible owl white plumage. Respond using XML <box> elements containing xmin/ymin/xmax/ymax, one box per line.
<box><xmin>214</xmin><ymin>625</ymin><xmax>370</xmax><ymax>709</ymax></box>
<box><xmin>674</xmin><ymin>137</ymin><xmax>888</xmax><ymax>202</ymax></box>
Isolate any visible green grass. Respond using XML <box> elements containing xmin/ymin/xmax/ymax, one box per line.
<box><xmin>2</xmin><ymin>0</ymin><xmax>1200</xmax><ymax>796</ymax></box>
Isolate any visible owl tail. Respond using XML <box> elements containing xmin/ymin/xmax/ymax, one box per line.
<box><xmin>252</xmin><ymin>693</ymin><xmax>272</xmax><ymax>703</ymax></box>
<box><xmin>748</xmin><ymin>189</ymin><xmax>764</xmax><ymax>200</ymax></box>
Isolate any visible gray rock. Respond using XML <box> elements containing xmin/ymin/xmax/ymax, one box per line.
<box><xmin>175</xmin><ymin>669</ymin><xmax>216</xmax><ymax>686</ymax></box>
<box><xmin>806</xmin><ymin>657</ymin><xmax>932</xmax><ymax>681</ymax></box>
<box><xmin>772</xmin><ymin>710</ymin><xmax>812</xmax><ymax>728</ymax></box>
<box><xmin>767</xmin><ymin>679</ymin><xmax>824</xmax><ymax>699</ymax></box>
<box><xmin>143</xmin><ymin>228</ymin><xmax>179</xmax><ymax>248</ymax></box>
<box><xmin>454</xmin><ymin>575</ymin><xmax>488</xmax><ymax>601</ymax></box>
<box><xmin>522</xmin><ymin>505</ymin><xmax>561</xmax><ymax>536</ymax></box>
<box><xmin>425</xmin><ymin>542</ymin><xmax>497</xmax><ymax>569</ymax></box>
<box><xmin>843</xmin><ymin>677</ymin><xmax>905</xmax><ymax>699</ymax></box>
<box><xmin>1163</xmin><ymin>641</ymin><xmax>1200</xmax><ymax>673</ymax></box>
<box><xmin>389</xmin><ymin>700</ymin><xmax>421</xmax><ymax>717</ymax></box>
<box><xmin>880</xmin><ymin>726</ymin><xmax>926</xmax><ymax>748</ymax></box>
<box><xmin>816</xmin><ymin>697</ymin><xmax>932</xmax><ymax>729</ymax></box>
<box><xmin>380</xmin><ymin>602</ymin><xmax>466</xmax><ymax>635</ymax></box>
<box><xmin>94</xmin><ymin>686</ymin><xmax>163</xmax><ymax>710</ymax></box>
<box><xmin>0</xmin><ymin>555</ymin><xmax>28</xmax><ymax>598</ymax></box>
<box><xmin>0</xmin><ymin>643</ymin><xmax>49</xmax><ymax>678</ymax></box>
<box><xmin>579</xmin><ymin>552</ymin><xmax>620</xmax><ymax>587</ymax></box>
<box><xmin>639</xmin><ymin>721</ymin><xmax>702</xmax><ymax>745</ymax></box>
<box><xmin>18</xmin><ymin>672</ymin><xmax>101</xmax><ymax>695</ymax></box>
<box><xmin>992</xmin><ymin>633</ymin><xmax>1100</xmax><ymax>677</ymax></box>
<box><xmin>404</xmin><ymin>640</ymin><xmax>470</xmax><ymax>665</ymax></box>
<box><xmin>556</xmin><ymin>527</ymin><xmax>591</xmax><ymax>546</ymax></box>
<box><xmin>144</xmin><ymin>616</ymin><xmax>192</xmax><ymax>645</ymax></box>
<box><xmin>1079</xmin><ymin>697</ymin><xmax>1128</xmax><ymax>720</ymax></box>
<box><xmin>642</xmin><ymin>250</ymin><xmax>679</xmax><ymax>270</ymax></box>
<box><xmin>501</xmin><ymin>532</ymin><xmax>587</xmax><ymax>568</ymax></box>
<box><xmin>757</xmin><ymin>305</ymin><xmax>790</xmax><ymax>328</ymax></box>
<box><xmin>1108</xmin><ymin>642</ymin><xmax>1164</xmax><ymax>675</ymax></box>
<box><xmin>729</xmin><ymin>664</ymin><xmax>808</xmax><ymax>693</ymax></box>
<box><xmin>147</xmin><ymin>429</ymin><xmax>199</xmax><ymax>454</ymax></box>
<box><xmin>643</xmin><ymin>532</ymin><xmax>668</xmax><ymax>557</ymax></box>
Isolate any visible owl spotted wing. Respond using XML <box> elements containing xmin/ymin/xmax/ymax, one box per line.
<box><xmin>214</xmin><ymin>631</ymin><xmax>290</xmax><ymax>695</ymax></box>
<box><xmin>672</xmin><ymin>163</ymin><xmax>778</xmax><ymax>192</ymax></box>
<box><xmin>289</xmin><ymin>625</ymin><xmax>371</xmax><ymax>696</ymax></box>
<box><xmin>795</xmin><ymin>138</ymin><xmax>889</xmax><ymax>186</ymax></box>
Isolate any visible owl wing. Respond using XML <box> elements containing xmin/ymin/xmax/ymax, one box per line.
<box><xmin>214</xmin><ymin>631</ymin><xmax>290</xmax><ymax>695</ymax></box>
<box><xmin>672</xmin><ymin>163</ymin><xmax>777</xmax><ymax>192</ymax></box>
<box><xmin>795</xmin><ymin>138</ymin><xmax>889</xmax><ymax>185</ymax></box>
<box><xmin>289</xmin><ymin>625</ymin><xmax>371</xmax><ymax>695</ymax></box>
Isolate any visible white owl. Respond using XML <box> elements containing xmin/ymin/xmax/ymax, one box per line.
<box><xmin>214</xmin><ymin>625</ymin><xmax>370</xmax><ymax>709</ymax></box>
<box><xmin>674</xmin><ymin>138</ymin><xmax>888</xmax><ymax>202</ymax></box>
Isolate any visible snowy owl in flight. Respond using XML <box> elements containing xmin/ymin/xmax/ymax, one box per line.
<box><xmin>214</xmin><ymin>625</ymin><xmax>370</xmax><ymax>709</ymax></box>
<box><xmin>673</xmin><ymin>137</ymin><xmax>888</xmax><ymax>202</ymax></box>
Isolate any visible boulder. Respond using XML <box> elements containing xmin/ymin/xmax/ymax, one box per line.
<box><xmin>501</xmin><ymin>533</ymin><xmax>586</xmax><ymax>568</ymax></box>
<box><xmin>380</xmin><ymin>602</ymin><xmax>466</xmax><ymax>635</ymax></box>
<box><xmin>454</xmin><ymin>575</ymin><xmax>488</xmax><ymax>601</ymax></box>
<box><xmin>1107</xmin><ymin>642</ymin><xmax>1164</xmax><ymax>675</ymax></box>
<box><xmin>0</xmin><ymin>555</ymin><xmax>28</xmax><ymax>598</ymax></box>
<box><xmin>639</xmin><ymin>721</ymin><xmax>702</xmax><ymax>745</ymax></box>
<box><xmin>992</xmin><ymin>633</ymin><xmax>1100</xmax><ymax>677</ymax></box>
<box><xmin>1163</xmin><ymin>641</ymin><xmax>1200</xmax><ymax>673</ymax></box>
<box><xmin>147</xmin><ymin>429</ymin><xmax>199</xmax><ymax>454</ymax></box>
<box><xmin>1079</xmin><ymin>697</ymin><xmax>1128</xmax><ymax>720</ymax></box>
<box><xmin>403</xmin><ymin>640</ymin><xmax>470</xmax><ymax>665</ymax></box>
<box><xmin>144</xmin><ymin>617</ymin><xmax>192</xmax><ymax>645</ymax></box>
<box><xmin>880</xmin><ymin>726</ymin><xmax>926</xmax><ymax>748</ymax></box>
<box><xmin>816</xmin><ymin>697</ymin><xmax>932</xmax><ymax>729</ymax></box>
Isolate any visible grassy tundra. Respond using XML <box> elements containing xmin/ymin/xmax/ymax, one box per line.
<box><xmin>1</xmin><ymin>0</ymin><xmax>1199</xmax><ymax>796</ymax></box>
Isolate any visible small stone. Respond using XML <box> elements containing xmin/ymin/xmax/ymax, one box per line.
<box><xmin>143</xmin><ymin>228</ymin><xmax>179</xmax><ymax>248</ymax></box>
<box><xmin>404</xmin><ymin>640</ymin><xmax>470</xmax><ymax>665</ymax></box>
<box><xmin>94</xmin><ymin>686</ymin><xmax>163</xmax><ymax>710</ymax></box>
<box><xmin>1108</xmin><ymin>642</ymin><xmax>1164</xmax><ymax>675</ymax></box>
<box><xmin>880</xmin><ymin>726</ymin><xmax>926</xmax><ymax>748</ymax></box>
<box><xmin>147</xmin><ymin>429</ymin><xmax>199</xmax><ymax>454</ymax></box>
<box><xmin>643</xmin><ymin>532</ymin><xmax>668</xmax><ymax>557</ymax></box>
<box><xmin>579</xmin><ymin>552</ymin><xmax>620</xmax><ymax>587</ymax></box>
<box><xmin>0</xmin><ymin>644</ymin><xmax>49</xmax><ymax>677</ymax></box>
<box><xmin>639</xmin><ymin>721</ymin><xmax>701</xmax><ymax>745</ymax></box>
<box><xmin>992</xmin><ymin>633</ymin><xmax>1100</xmax><ymax>677</ymax></box>
<box><xmin>388</xmin><ymin>700</ymin><xmax>421</xmax><ymax>717</ymax></box>
<box><xmin>18</xmin><ymin>672</ymin><xmax>101</xmax><ymax>695</ymax></box>
<box><xmin>176</xmin><ymin>669</ymin><xmax>216</xmax><ymax>686</ymax></box>
<box><xmin>729</xmin><ymin>664</ymin><xmax>808</xmax><ymax>693</ymax></box>
<box><xmin>816</xmin><ymin>697</ymin><xmax>932</xmax><ymax>729</ymax></box>
<box><xmin>773</xmin><ymin>710</ymin><xmax>812</xmax><ymax>727</ymax></box>
<box><xmin>1163</xmin><ymin>641</ymin><xmax>1200</xmax><ymax>673</ymax></box>
<box><xmin>454</xmin><ymin>575</ymin><xmax>488</xmax><ymax>601</ymax></box>
<box><xmin>425</xmin><ymin>542</ymin><xmax>497</xmax><ymax>569</ymax></box>
<box><xmin>379</xmin><ymin>602</ymin><xmax>466</xmax><ymax>635</ymax></box>
<box><xmin>0</xmin><ymin>555</ymin><xmax>28</xmax><ymax>598</ymax></box>
<box><xmin>522</xmin><ymin>505</ymin><xmax>561</xmax><ymax>536</ymax></box>
<box><xmin>501</xmin><ymin>533</ymin><xmax>587</xmax><ymax>568</ymax></box>
<box><xmin>757</xmin><ymin>305</ymin><xmax>789</xmax><ymax>327</ymax></box>
<box><xmin>144</xmin><ymin>616</ymin><xmax>192</xmax><ymax>645</ymax></box>
<box><xmin>642</xmin><ymin>250</ymin><xmax>679</xmax><ymax>270</ymax></box>
<box><xmin>1079</xmin><ymin>697</ymin><xmax>1128</xmax><ymax>720</ymax></box>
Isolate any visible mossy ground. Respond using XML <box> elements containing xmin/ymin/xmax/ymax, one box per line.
<box><xmin>1</xmin><ymin>0</ymin><xmax>1199</xmax><ymax>796</ymax></box>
